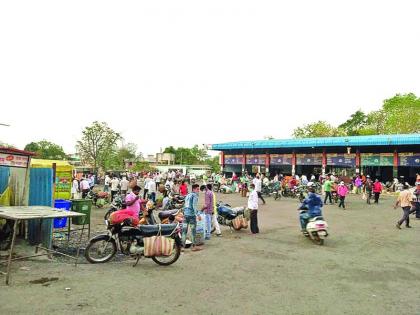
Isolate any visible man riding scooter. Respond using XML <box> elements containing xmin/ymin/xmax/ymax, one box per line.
<box><xmin>298</xmin><ymin>183</ymin><xmax>323</xmax><ymax>233</ymax></box>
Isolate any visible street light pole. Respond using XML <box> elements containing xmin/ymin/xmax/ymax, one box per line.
<box><xmin>0</xmin><ymin>123</ymin><xmax>10</xmax><ymax>127</ymax></box>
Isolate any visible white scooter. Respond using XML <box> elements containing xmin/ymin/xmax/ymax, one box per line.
<box><xmin>300</xmin><ymin>210</ymin><xmax>329</xmax><ymax>245</ymax></box>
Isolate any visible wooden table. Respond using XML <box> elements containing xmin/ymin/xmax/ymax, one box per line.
<box><xmin>0</xmin><ymin>206</ymin><xmax>86</xmax><ymax>285</ymax></box>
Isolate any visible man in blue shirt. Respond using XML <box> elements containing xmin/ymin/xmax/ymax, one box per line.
<box><xmin>182</xmin><ymin>184</ymin><xmax>202</xmax><ymax>251</ymax></box>
<box><xmin>298</xmin><ymin>184</ymin><xmax>323</xmax><ymax>231</ymax></box>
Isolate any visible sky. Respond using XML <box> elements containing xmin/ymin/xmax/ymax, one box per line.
<box><xmin>1</xmin><ymin>0</ymin><xmax>420</xmax><ymax>156</ymax></box>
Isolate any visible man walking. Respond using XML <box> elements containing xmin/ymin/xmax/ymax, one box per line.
<box><xmin>248</xmin><ymin>183</ymin><xmax>259</xmax><ymax>234</ymax></box>
<box><xmin>395</xmin><ymin>184</ymin><xmax>415</xmax><ymax>229</ymax></box>
<box><xmin>182</xmin><ymin>184</ymin><xmax>202</xmax><ymax>251</ymax></box>
<box><xmin>146</xmin><ymin>177</ymin><xmax>157</xmax><ymax>203</ymax></box>
<box><xmin>212</xmin><ymin>189</ymin><xmax>222</xmax><ymax>237</ymax></box>
<box><xmin>110</xmin><ymin>176</ymin><xmax>120</xmax><ymax>202</ymax></box>
<box><xmin>323</xmin><ymin>176</ymin><xmax>333</xmax><ymax>205</ymax></box>
<box><xmin>120</xmin><ymin>176</ymin><xmax>129</xmax><ymax>196</ymax></box>
<box><xmin>373</xmin><ymin>179</ymin><xmax>382</xmax><ymax>204</ymax></box>
<box><xmin>365</xmin><ymin>175</ymin><xmax>373</xmax><ymax>204</ymax></box>
<box><xmin>252</xmin><ymin>175</ymin><xmax>266</xmax><ymax>204</ymax></box>
<box><xmin>202</xmin><ymin>184</ymin><xmax>214</xmax><ymax>240</ymax></box>
<box><xmin>80</xmin><ymin>177</ymin><xmax>90</xmax><ymax>198</ymax></box>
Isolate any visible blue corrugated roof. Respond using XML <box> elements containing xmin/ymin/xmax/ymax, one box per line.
<box><xmin>211</xmin><ymin>134</ymin><xmax>420</xmax><ymax>150</ymax></box>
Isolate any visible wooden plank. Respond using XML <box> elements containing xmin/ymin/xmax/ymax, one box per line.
<box><xmin>0</xmin><ymin>206</ymin><xmax>85</xmax><ymax>220</ymax></box>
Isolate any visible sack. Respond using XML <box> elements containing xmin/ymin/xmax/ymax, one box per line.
<box><xmin>195</xmin><ymin>212</ymin><xmax>206</xmax><ymax>245</ymax></box>
<box><xmin>244</xmin><ymin>208</ymin><xmax>251</xmax><ymax>220</ymax></box>
<box><xmin>143</xmin><ymin>236</ymin><xmax>174</xmax><ymax>257</ymax></box>
<box><xmin>362</xmin><ymin>193</ymin><xmax>366</xmax><ymax>200</ymax></box>
<box><xmin>232</xmin><ymin>215</ymin><xmax>243</xmax><ymax>230</ymax></box>
<box><xmin>240</xmin><ymin>216</ymin><xmax>248</xmax><ymax>229</ymax></box>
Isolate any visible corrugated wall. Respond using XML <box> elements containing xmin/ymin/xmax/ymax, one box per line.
<box><xmin>28</xmin><ymin>168</ymin><xmax>53</xmax><ymax>247</ymax></box>
<box><xmin>0</xmin><ymin>166</ymin><xmax>10</xmax><ymax>194</ymax></box>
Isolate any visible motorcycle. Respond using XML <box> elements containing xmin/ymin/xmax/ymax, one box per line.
<box><xmin>299</xmin><ymin>208</ymin><xmax>329</xmax><ymax>245</ymax></box>
<box><xmin>162</xmin><ymin>193</ymin><xmax>185</xmax><ymax>211</ymax></box>
<box><xmin>86</xmin><ymin>189</ymin><xmax>109</xmax><ymax>208</ymax></box>
<box><xmin>84</xmin><ymin>216</ymin><xmax>182</xmax><ymax>266</ymax></box>
<box><xmin>214</xmin><ymin>202</ymin><xmax>246</xmax><ymax>231</ymax></box>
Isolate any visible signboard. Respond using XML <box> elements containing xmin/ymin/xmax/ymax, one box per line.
<box><xmin>399</xmin><ymin>153</ymin><xmax>420</xmax><ymax>167</ymax></box>
<box><xmin>55</xmin><ymin>170</ymin><xmax>72</xmax><ymax>199</ymax></box>
<box><xmin>361</xmin><ymin>153</ymin><xmax>394</xmax><ymax>166</ymax></box>
<box><xmin>270</xmin><ymin>154</ymin><xmax>293</xmax><ymax>165</ymax></box>
<box><xmin>224</xmin><ymin>154</ymin><xmax>244</xmax><ymax>165</ymax></box>
<box><xmin>327</xmin><ymin>154</ymin><xmax>356</xmax><ymax>167</ymax></box>
<box><xmin>0</xmin><ymin>153</ymin><xmax>29</xmax><ymax>168</ymax></box>
<box><xmin>296</xmin><ymin>154</ymin><xmax>323</xmax><ymax>165</ymax></box>
<box><xmin>246</xmin><ymin>154</ymin><xmax>266</xmax><ymax>165</ymax></box>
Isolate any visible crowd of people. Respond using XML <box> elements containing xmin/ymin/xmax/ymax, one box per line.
<box><xmin>72</xmin><ymin>169</ymin><xmax>420</xmax><ymax>248</ymax></box>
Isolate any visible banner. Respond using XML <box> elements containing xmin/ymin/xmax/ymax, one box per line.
<box><xmin>296</xmin><ymin>154</ymin><xmax>322</xmax><ymax>165</ymax></box>
<box><xmin>246</xmin><ymin>154</ymin><xmax>266</xmax><ymax>165</ymax></box>
<box><xmin>327</xmin><ymin>154</ymin><xmax>356</xmax><ymax>167</ymax></box>
<box><xmin>399</xmin><ymin>153</ymin><xmax>420</xmax><ymax>167</ymax></box>
<box><xmin>224</xmin><ymin>155</ymin><xmax>244</xmax><ymax>165</ymax></box>
<box><xmin>0</xmin><ymin>153</ymin><xmax>29</xmax><ymax>168</ymax></box>
<box><xmin>361</xmin><ymin>153</ymin><xmax>394</xmax><ymax>166</ymax></box>
<box><xmin>270</xmin><ymin>154</ymin><xmax>293</xmax><ymax>165</ymax></box>
<box><xmin>55</xmin><ymin>169</ymin><xmax>72</xmax><ymax>199</ymax></box>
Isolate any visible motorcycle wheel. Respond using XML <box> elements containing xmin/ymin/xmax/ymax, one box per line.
<box><xmin>151</xmin><ymin>242</ymin><xmax>181</xmax><ymax>266</ymax></box>
<box><xmin>312</xmin><ymin>233</ymin><xmax>324</xmax><ymax>246</ymax></box>
<box><xmin>84</xmin><ymin>236</ymin><xmax>117</xmax><ymax>263</ymax></box>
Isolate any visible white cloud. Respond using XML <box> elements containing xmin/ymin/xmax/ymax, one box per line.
<box><xmin>1</xmin><ymin>0</ymin><xmax>419</xmax><ymax>154</ymax></box>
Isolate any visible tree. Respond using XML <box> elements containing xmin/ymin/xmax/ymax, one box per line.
<box><xmin>204</xmin><ymin>156</ymin><xmax>220</xmax><ymax>173</ymax></box>
<box><xmin>338</xmin><ymin>110</ymin><xmax>368</xmax><ymax>136</ymax></box>
<box><xmin>0</xmin><ymin>141</ymin><xmax>15</xmax><ymax>148</ymax></box>
<box><xmin>24</xmin><ymin>140</ymin><xmax>66</xmax><ymax>159</ymax></box>
<box><xmin>163</xmin><ymin>145</ymin><xmax>207</xmax><ymax>164</ymax></box>
<box><xmin>76</xmin><ymin>121</ymin><xmax>122</xmax><ymax>172</ymax></box>
<box><xmin>293</xmin><ymin>121</ymin><xmax>346</xmax><ymax>138</ymax></box>
<box><xmin>380</xmin><ymin>93</ymin><xmax>420</xmax><ymax>134</ymax></box>
<box><xmin>103</xmin><ymin>143</ymin><xmax>139</xmax><ymax>170</ymax></box>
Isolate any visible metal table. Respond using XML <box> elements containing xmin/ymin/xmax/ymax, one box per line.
<box><xmin>0</xmin><ymin>206</ymin><xmax>86</xmax><ymax>285</ymax></box>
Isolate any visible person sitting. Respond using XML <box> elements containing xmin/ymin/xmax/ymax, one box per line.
<box><xmin>109</xmin><ymin>186</ymin><xmax>142</xmax><ymax>226</ymax></box>
<box><xmin>298</xmin><ymin>185</ymin><xmax>323</xmax><ymax>232</ymax></box>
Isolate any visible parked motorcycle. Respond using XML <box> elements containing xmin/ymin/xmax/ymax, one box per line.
<box><xmin>214</xmin><ymin>202</ymin><xmax>246</xmax><ymax>231</ymax></box>
<box><xmin>84</xmin><ymin>217</ymin><xmax>182</xmax><ymax>266</ymax></box>
<box><xmin>299</xmin><ymin>209</ymin><xmax>329</xmax><ymax>245</ymax></box>
<box><xmin>163</xmin><ymin>193</ymin><xmax>185</xmax><ymax>211</ymax></box>
<box><xmin>86</xmin><ymin>189</ymin><xmax>109</xmax><ymax>208</ymax></box>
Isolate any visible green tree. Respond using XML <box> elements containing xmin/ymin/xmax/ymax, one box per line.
<box><xmin>24</xmin><ymin>140</ymin><xmax>66</xmax><ymax>159</ymax></box>
<box><xmin>204</xmin><ymin>156</ymin><xmax>220</xmax><ymax>172</ymax></box>
<box><xmin>380</xmin><ymin>93</ymin><xmax>420</xmax><ymax>134</ymax></box>
<box><xmin>0</xmin><ymin>141</ymin><xmax>15</xmax><ymax>148</ymax></box>
<box><xmin>76</xmin><ymin>121</ymin><xmax>122</xmax><ymax>172</ymax></box>
<box><xmin>293</xmin><ymin>121</ymin><xmax>346</xmax><ymax>138</ymax></box>
<box><xmin>103</xmin><ymin>143</ymin><xmax>139</xmax><ymax>170</ymax></box>
<box><xmin>338</xmin><ymin>110</ymin><xmax>368</xmax><ymax>136</ymax></box>
<box><xmin>163</xmin><ymin>145</ymin><xmax>207</xmax><ymax>164</ymax></box>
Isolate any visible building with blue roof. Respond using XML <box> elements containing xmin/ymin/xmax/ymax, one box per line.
<box><xmin>211</xmin><ymin>134</ymin><xmax>420</xmax><ymax>183</ymax></box>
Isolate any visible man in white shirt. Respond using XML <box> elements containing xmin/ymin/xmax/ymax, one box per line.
<box><xmin>104</xmin><ymin>175</ymin><xmax>111</xmax><ymax>192</ymax></box>
<box><xmin>110</xmin><ymin>176</ymin><xmax>120</xmax><ymax>201</ymax></box>
<box><xmin>71</xmin><ymin>177</ymin><xmax>79</xmax><ymax>199</ymax></box>
<box><xmin>252</xmin><ymin>175</ymin><xmax>266</xmax><ymax>204</ymax></box>
<box><xmin>120</xmin><ymin>177</ymin><xmax>129</xmax><ymax>196</ymax></box>
<box><xmin>80</xmin><ymin>177</ymin><xmax>90</xmax><ymax>198</ymax></box>
<box><xmin>155</xmin><ymin>173</ymin><xmax>162</xmax><ymax>190</ymax></box>
<box><xmin>248</xmin><ymin>183</ymin><xmax>259</xmax><ymax>234</ymax></box>
<box><xmin>143</xmin><ymin>175</ymin><xmax>151</xmax><ymax>199</ymax></box>
<box><xmin>146</xmin><ymin>178</ymin><xmax>157</xmax><ymax>203</ymax></box>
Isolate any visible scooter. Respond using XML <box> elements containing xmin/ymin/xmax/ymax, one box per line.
<box><xmin>299</xmin><ymin>208</ymin><xmax>329</xmax><ymax>245</ymax></box>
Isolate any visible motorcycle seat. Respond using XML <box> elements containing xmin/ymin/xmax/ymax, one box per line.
<box><xmin>309</xmin><ymin>216</ymin><xmax>324</xmax><ymax>221</ymax></box>
<box><xmin>138</xmin><ymin>224</ymin><xmax>178</xmax><ymax>237</ymax></box>
<box><xmin>158</xmin><ymin>209</ymin><xmax>179</xmax><ymax>220</ymax></box>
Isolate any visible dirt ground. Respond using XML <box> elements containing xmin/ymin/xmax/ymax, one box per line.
<box><xmin>1</xmin><ymin>191</ymin><xmax>420</xmax><ymax>315</ymax></box>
